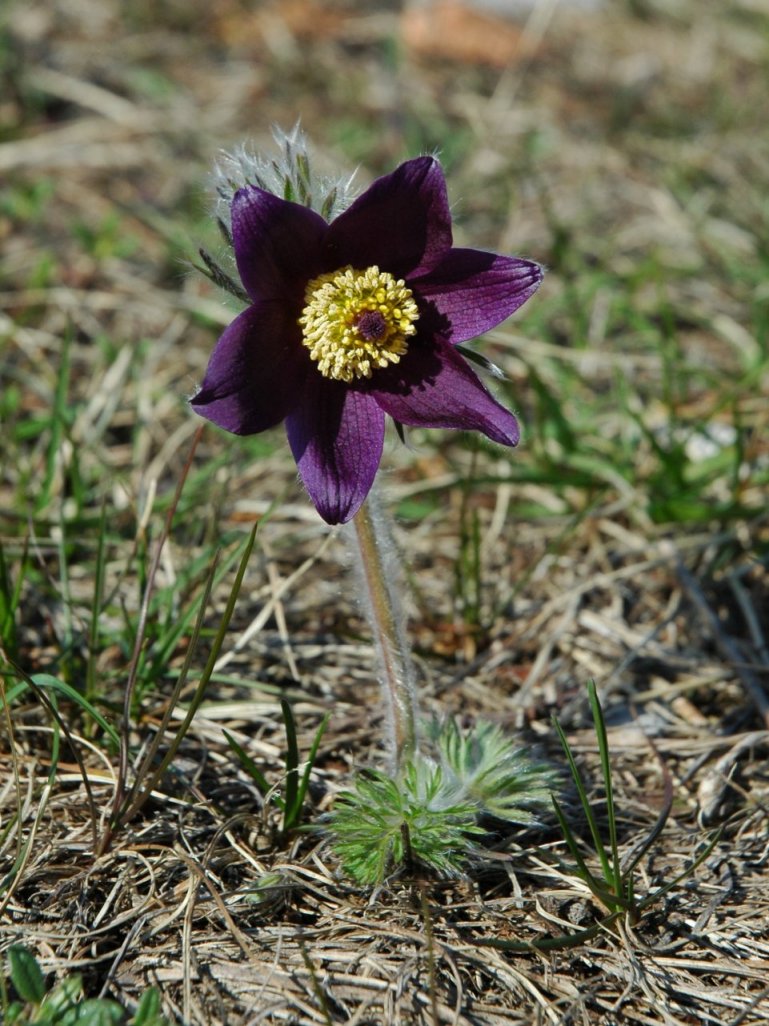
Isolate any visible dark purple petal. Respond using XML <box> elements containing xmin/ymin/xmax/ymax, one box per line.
<box><xmin>369</xmin><ymin>337</ymin><xmax>520</xmax><ymax>446</ymax></box>
<box><xmin>190</xmin><ymin>303</ymin><xmax>307</xmax><ymax>434</ymax></box>
<box><xmin>232</xmin><ymin>187</ymin><xmax>328</xmax><ymax>302</ymax></box>
<box><xmin>286</xmin><ymin>380</ymin><xmax>385</xmax><ymax>524</ymax></box>
<box><xmin>323</xmin><ymin>157</ymin><xmax>452</xmax><ymax>279</ymax></box>
<box><xmin>411</xmin><ymin>249</ymin><xmax>543</xmax><ymax>344</ymax></box>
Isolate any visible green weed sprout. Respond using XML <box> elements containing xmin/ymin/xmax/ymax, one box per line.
<box><xmin>551</xmin><ymin>680</ymin><xmax>719</xmax><ymax>924</ymax></box>
<box><xmin>328</xmin><ymin>719</ymin><xmax>555</xmax><ymax>886</ymax></box>
<box><xmin>2</xmin><ymin>945</ymin><xmax>169</xmax><ymax>1026</ymax></box>
<box><xmin>476</xmin><ymin>681</ymin><xmax>720</xmax><ymax>953</ymax></box>
<box><xmin>224</xmin><ymin>698</ymin><xmax>329</xmax><ymax>839</ymax></box>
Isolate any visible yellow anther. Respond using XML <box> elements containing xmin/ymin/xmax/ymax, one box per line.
<box><xmin>299</xmin><ymin>266</ymin><xmax>419</xmax><ymax>383</ymax></box>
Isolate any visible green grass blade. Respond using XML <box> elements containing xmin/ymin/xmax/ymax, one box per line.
<box><xmin>552</xmin><ymin>713</ymin><xmax>613</xmax><ymax>884</ymax></box>
<box><xmin>5</xmin><ymin>664</ymin><xmax>100</xmax><ymax>849</ymax></box>
<box><xmin>0</xmin><ymin>670</ymin><xmax>61</xmax><ymax>903</ymax></box>
<box><xmin>120</xmin><ymin>530</ymin><xmax>254</xmax><ymax>818</ymax></box>
<box><xmin>116</xmin><ymin>549</ymin><xmax>221</xmax><ymax>825</ymax></box>
<box><xmin>281</xmin><ymin>698</ymin><xmax>300</xmax><ymax>827</ymax></box>
<box><xmin>587</xmin><ymin>681</ymin><xmax>622</xmax><ymax>893</ymax></box>
<box><xmin>137</xmin><ymin>541</ymin><xmax>248</xmax><ymax>697</ymax></box>
<box><xmin>551</xmin><ymin>795</ymin><xmax>599</xmax><ymax>887</ymax></box>
<box><xmin>0</xmin><ymin>539</ymin><xmax>28</xmax><ymax>658</ymax></box>
<box><xmin>108</xmin><ymin>425</ymin><xmax>205</xmax><ymax>848</ymax></box>
<box><xmin>85</xmin><ymin>502</ymin><xmax>108</xmax><ymax>708</ymax></box>
<box><xmin>552</xmin><ymin>795</ymin><xmax>635</xmax><ymax>911</ymax></box>
<box><xmin>120</xmin><ymin>523</ymin><xmax>258</xmax><ymax>825</ymax></box>
<box><xmin>24</xmin><ymin>674</ymin><xmax>120</xmax><ymax>747</ymax></box>
<box><xmin>223</xmin><ymin>729</ymin><xmax>284</xmax><ymax>810</ymax></box>
<box><xmin>295</xmin><ymin>712</ymin><xmax>330</xmax><ymax>823</ymax></box>
<box><xmin>637</xmin><ymin>829</ymin><xmax>722</xmax><ymax>913</ymax></box>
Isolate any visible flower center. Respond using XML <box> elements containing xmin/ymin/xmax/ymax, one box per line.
<box><xmin>299</xmin><ymin>265</ymin><xmax>419</xmax><ymax>383</ymax></box>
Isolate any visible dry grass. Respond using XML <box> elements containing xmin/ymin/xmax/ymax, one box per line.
<box><xmin>2</xmin><ymin>0</ymin><xmax>769</xmax><ymax>1023</ymax></box>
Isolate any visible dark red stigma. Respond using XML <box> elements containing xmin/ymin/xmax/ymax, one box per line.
<box><xmin>355</xmin><ymin>309</ymin><xmax>387</xmax><ymax>342</ymax></box>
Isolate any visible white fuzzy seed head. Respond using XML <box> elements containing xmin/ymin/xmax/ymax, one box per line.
<box><xmin>212</xmin><ymin>123</ymin><xmax>357</xmax><ymax>227</ymax></box>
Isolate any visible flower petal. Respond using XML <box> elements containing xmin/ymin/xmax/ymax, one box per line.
<box><xmin>412</xmin><ymin>249</ymin><xmax>543</xmax><ymax>344</ymax></box>
<box><xmin>231</xmin><ymin>186</ymin><xmax>328</xmax><ymax>302</ymax></box>
<box><xmin>369</xmin><ymin>337</ymin><xmax>520</xmax><ymax>446</ymax></box>
<box><xmin>286</xmin><ymin>380</ymin><xmax>385</xmax><ymax>524</ymax></box>
<box><xmin>324</xmin><ymin>157</ymin><xmax>452</xmax><ymax>278</ymax></box>
<box><xmin>190</xmin><ymin>303</ymin><xmax>307</xmax><ymax>434</ymax></box>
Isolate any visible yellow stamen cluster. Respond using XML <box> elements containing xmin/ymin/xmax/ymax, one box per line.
<box><xmin>299</xmin><ymin>265</ymin><xmax>419</xmax><ymax>383</ymax></box>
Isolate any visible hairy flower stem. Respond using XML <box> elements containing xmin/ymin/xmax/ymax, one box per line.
<box><xmin>348</xmin><ymin>490</ymin><xmax>418</xmax><ymax>771</ymax></box>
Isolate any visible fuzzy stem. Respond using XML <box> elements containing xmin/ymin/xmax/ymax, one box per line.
<box><xmin>348</xmin><ymin>489</ymin><xmax>418</xmax><ymax>771</ymax></box>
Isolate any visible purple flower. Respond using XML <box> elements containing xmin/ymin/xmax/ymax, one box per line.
<box><xmin>192</xmin><ymin>156</ymin><xmax>542</xmax><ymax>524</ymax></box>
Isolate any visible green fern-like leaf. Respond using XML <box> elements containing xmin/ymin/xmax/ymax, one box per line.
<box><xmin>433</xmin><ymin>718</ymin><xmax>557</xmax><ymax>822</ymax></box>
<box><xmin>329</xmin><ymin>758</ymin><xmax>482</xmax><ymax>885</ymax></box>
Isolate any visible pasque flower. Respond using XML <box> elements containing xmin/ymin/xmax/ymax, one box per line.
<box><xmin>192</xmin><ymin>155</ymin><xmax>542</xmax><ymax>524</ymax></box>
